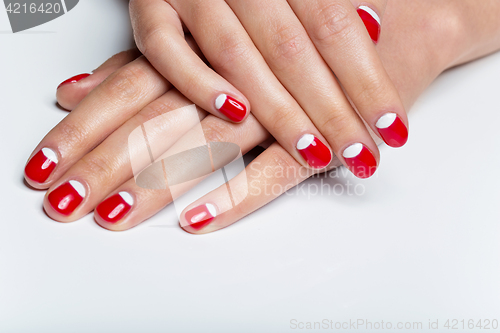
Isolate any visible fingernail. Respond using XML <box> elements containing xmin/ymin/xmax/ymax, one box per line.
<box><xmin>342</xmin><ymin>143</ymin><xmax>378</xmax><ymax>179</ymax></box>
<box><xmin>357</xmin><ymin>6</ymin><xmax>381</xmax><ymax>44</ymax></box>
<box><xmin>215</xmin><ymin>94</ymin><xmax>247</xmax><ymax>122</ymax></box>
<box><xmin>48</xmin><ymin>180</ymin><xmax>86</xmax><ymax>216</ymax></box>
<box><xmin>376</xmin><ymin>113</ymin><xmax>409</xmax><ymax>148</ymax></box>
<box><xmin>297</xmin><ymin>134</ymin><xmax>332</xmax><ymax>169</ymax></box>
<box><xmin>57</xmin><ymin>73</ymin><xmax>91</xmax><ymax>89</ymax></box>
<box><xmin>25</xmin><ymin>148</ymin><xmax>58</xmax><ymax>184</ymax></box>
<box><xmin>184</xmin><ymin>203</ymin><xmax>217</xmax><ymax>230</ymax></box>
<box><xmin>96</xmin><ymin>192</ymin><xmax>134</xmax><ymax>223</ymax></box>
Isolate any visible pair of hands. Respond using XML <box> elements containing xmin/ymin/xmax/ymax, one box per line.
<box><xmin>128</xmin><ymin>0</ymin><xmax>407</xmax><ymax>179</ymax></box>
<box><xmin>24</xmin><ymin>0</ymin><xmax>500</xmax><ymax>233</ymax></box>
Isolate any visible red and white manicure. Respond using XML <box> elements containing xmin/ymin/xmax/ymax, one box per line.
<box><xmin>47</xmin><ymin>180</ymin><xmax>86</xmax><ymax>216</ymax></box>
<box><xmin>357</xmin><ymin>5</ymin><xmax>381</xmax><ymax>44</ymax></box>
<box><xmin>376</xmin><ymin>113</ymin><xmax>409</xmax><ymax>148</ymax></box>
<box><xmin>215</xmin><ymin>94</ymin><xmax>247</xmax><ymax>122</ymax></box>
<box><xmin>57</xmin><ymin>73</ymin><xmax>91</xmax><ymax>89</ymax></box>
<box><xmin>342</xmin><ymin>143</ymin><xmax>378</xmax><ymax>179</ymax></box>
<box><xmin>183</xmin><ymin>203</ymin><xmax>217</xmax><ymax>231</ymax></box>
<box><xmin>297</xmin><ymin>134</ymin><xmax>332</xmax><ymax>169</ymax></box>
<box><xmin>96</xmin><ymin>192</ymin><xmax>134</xmax><ymax>224</ymax></box>
<box><xmin>25</xmin><ymin>148</ymin><xmax>58</xmax><ymax>184</ymax></box>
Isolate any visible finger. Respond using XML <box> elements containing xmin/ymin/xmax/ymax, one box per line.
<box><xmin>288</xmin><ymin>0</ymin><xmax>409</xmax><ymax>148</ymax></box>
<box><xmin>56</xmin><ymin>35</ymin><xmax>205</xmax><ymax>111</ymax></box>
<box><xmin>227</xmin><ymin>0</ymin><xmax>380</xmax><ymax>179</ymax></box>
<box><xmin>168</xmin><ymin>0</ymin><xmax>335</xmax><ymax>171</ymax></box>
<box><xmin>42</xmin><ymin>89</ymin><xmax>211</xmax><ymax>221</ymax></box>
<box><xmin>56</xmin><ymin>49</ymin><xmax>141</xmax><ymax>110</ymax></box>
<box><xmin>129</xmin><ymin>0</ymin><xmax>250</xmax><ymax>122</ymax></box>
<box><xmin>179</xmin><ymin>142</ymin><xmax>342</xmax><ymax>234</ymax></box>
<box><xmin>24</xmin><ymin>56</ymin><xmax>171</xmax><ymax>189</ymax></box>
<box><xmin>93</xmin><ymin>114</ymin><xmax>270</xmax><ymax>230</ymax></box>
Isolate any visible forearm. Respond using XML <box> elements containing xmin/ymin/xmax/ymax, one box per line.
<box><xmin>453</xmin><ymin>0</ymin><xmax>500</xmax><ymax>67</ymax></box>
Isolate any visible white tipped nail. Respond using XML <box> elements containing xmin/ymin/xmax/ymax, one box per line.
<box><xmin>376</xmin><ymin>113</ymin><xmax>397</xmax><ymax>129</ymax></box>
<box><xmin>215</xmin><ymin>94</ymin><xmax>227</xmax><ymax>110</ymax></box>
<box><xmin>206</xmin><ymin>203</ymin><xmax>217</xmax><ymax>218</ymax></box>
<box><xmin>296</xmin><ymin>134</ymin><xmax>316</xmax><ymax>150</ymax></box>
<box><xmin>118</xmin><ymin>191</ymin><xmax>134</xmax><ymax>205</ymax></box>
<box><xmin>41</xmin><ymin>148</ymin><xmax>58</xmax><ymax>164</ymax></box>
<box><xmin>190</xmin><ymin>203</ymin><xmax>217</xmax><ymax>224</ymax></box>
<box><xmin>343</xmin><ymin>143</ymin><xmax>364</xmax><ymax>159</ymax></box>
<box><xmin>69</xmin><ymin>180</ymin><xmax>86</xmax><ymax>198</ymax></box>
<box><xmin>358</xmin><ymin>5</ymin><xmax>380</xmax><ymax>24</ymax></box>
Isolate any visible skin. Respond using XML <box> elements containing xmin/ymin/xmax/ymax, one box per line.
<box><xmin>27</xmin><ymin>0</ymin><xmax>500</xmax><ymax>234</ymax></box>
<box><xmin>128</xmin><ymin>0</ymin><xmax>407</xmax><ymax>175</ymax></box>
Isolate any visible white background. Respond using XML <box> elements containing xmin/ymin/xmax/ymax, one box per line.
<box><xmin>0</xmin><ymin>1</ymin><xmax>499</xmax><ymax>332</ymax></box>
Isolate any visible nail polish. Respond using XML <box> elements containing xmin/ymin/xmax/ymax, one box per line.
<box><xmin>25</xmin><ymin>148</ymin><xmax>58</xmax><ymax>184</ymax></box>
<box><xmin>297</xmin><ymin>134</ymin><xmax>332</xmax><ymax>169</ymax></box>
<box><xmin>357</xmin><ymin>6</ymin><xmax>381</xmax><ymax>44</ymax></box>
<box><xmin>96</xmin><ymin>192</ymin><xmax>134</xmax><ymax>223</ymax></box>
<box><xmin>215</xmin><ymin>94</ymin><xmax>247</xmax><ymax>122</ymax></box>
<box><xmin>343</xmin><ymin>143</ymin><xmax>378</xmax><ymax>179</ymax></box>
<box><xmin>376</xmin><ymin>113</ymin><xmax>409</xmax><ymax>148</ymax></box>
<box><xmin>57</xmin><ymin>73</ymin><xmax>91</xmax><ymax>89</ymax></box>
<box><xmin>184</xmin><ymin>203</ymin><xmax>217</xmax><ymax>230</ymax></box>
<box><xmin>48</xmin><ymin>180</ymin><xmax>86</xmax><ymax>216</ymax></box>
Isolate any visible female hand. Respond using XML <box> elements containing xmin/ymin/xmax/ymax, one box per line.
<box><xmin>127</xmin><ymin>0</ymin><xmax>408</xmax><ymax>179</ymax></box>
<box><xmin>25</xmin><ymin>0</ymin><xmax>500</xmax><ymax>233</ymax></box>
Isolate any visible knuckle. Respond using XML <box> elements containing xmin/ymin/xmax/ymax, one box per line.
<box><xmin>310</xmin><ymin>2</ymin><xmax>355</xmax><ymax>43</ymax></box>
<box><xmin>186</xmin><ymin>0</ymin><xmax>209</xmax><ymax>19</ymax></box>
<box><xmin>101</xmin><ymin>65</ymin><xmax>147</xmax><ymax>103</ymax></box>
<box><xmin>320</xmin><ymin>110</ymin><xmax>356</xmax><ymax>142</ymax></box>
<box><xmin>56</xmin><ymin>121</ymin><xmax>89</xmax><ymax>151</ymax></box>
<box><xmin>210</xmin><ymin>32</ymin><xmax>251</xmax><ymax>74</ymax></box>
<box><xmin>267</xmin><ymin>25</ymin><xmax>309</xmax><ymax>68</ymax></box>
<box><xmin>80</xmin><ymin>153</ymin><xmax>115</xmax><ymax>179</ymax></box>
<box><xmin>353</xmin><ymin>73</ymin><xmax>387</xmax><ymax>103</ymax></box>
<box><xmin>203</xmin><ymin>119</ymin><xmax>237</xmax><ymax>144</ymax></box>
<box><xmin>266</xmin><ymin>148</ymin><xmax>301</xmax><ymax>184</ymax></box>
<box><xmin>138</xmin><ymin>99</ymin><xmax>176</xmax><ymax>124</ymax></box>
<box><xmin>267</xmin><ymin>105</ymin><xmax>296</xmax><ymax>133</ymax></box>
<box><xmin>134</xmin><ymin>22</ymin><xmax>166</xmax><ymax>57</ymax></box>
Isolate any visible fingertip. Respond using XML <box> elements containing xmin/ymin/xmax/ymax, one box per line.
<box><xmin>93</xmin><ymin>213</ymin><xmax>128</xmax><ymax>232</ymax></box>
<box><xmin>180</xmin><ymin>203</ymin><xmax>219</xmax><ymax>234</ymax></box>
<box><xmin>214</xmin><ymin>93</ymin><xmax>248</xmax><ymax>123</ymax></box>
<box><xmin>94</xmin><ymin>192</ymin><xmax>135</xmax><ymax>231</ymax></box>
<box><xmin>375</xmin><ymin>112</ymin><xmax>409</xmax><ymax>148</ymax></box>
<box><xmin>56</xmin><ymin>73</ymin><xmax>94</xmax><ymax>110</ymax></box>
<box><xmin>24</xmin><ymin>148</ymin><xmax>59</xmax><ymax>189</ymax></box>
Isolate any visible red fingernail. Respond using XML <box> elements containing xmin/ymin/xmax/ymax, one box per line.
<box><xmin>376</xmin><ymin>113</ymin><xmax>409</xmax><ymax>148</ymax></box>
<box><xmin>57</xmin><ymin>73</ymin><xmax>91</xmax><ymax>89</ymax></box>
<box><xmin>96</xmin><ymin>192</ymin><xmax>134</xmax><ymax>223</ymax></box>
<box><xmin>297</xmin><ymin>134</ymin><xmax>332</xmax><ymax>169</ymax></box>
<box><xmin>25</xmin><ymin>148</ymin><xmax>58</xmax><ymax>184</ymax></box>
<box><xmin>184</xmin><ymin>203</ymin><xmax>217</xmax><ymax>230</ymax></box>
<box><xmin>215</xmin><ymin>94</ymin><xmax>247</xmax><ymax>122</ymax></box>
<box><xmin>342</xmin><ymin>143</ymin><xmax>378</xmax><ymax>179</ymax></box>
<box><xmin>48</xmin><ymin>180</ymin><xmax>86</xmax><ymax>216</ymax></box>
<box><xmin>357</xmin><ymin>6</ymin><xmax>381</xmax><ymax>44</ymax></box>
